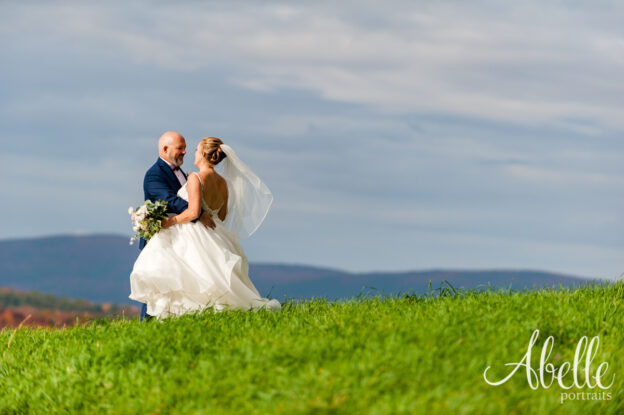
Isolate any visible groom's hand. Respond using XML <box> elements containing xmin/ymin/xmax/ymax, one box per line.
<box><xmin>199</xmin><ymin>211</ymin><xmax>216</xmax><ymax>229</ymax></box>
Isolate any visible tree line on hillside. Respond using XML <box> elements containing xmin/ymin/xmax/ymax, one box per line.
<box><xmin>0</xmin><ymin>287</ymin><xmax>139</xmax><ymax>329</ymax></box>
<box><xmin>0</xmin><ymin>287</ymin><xmax>131</xmax><ymax>313</ymax></box>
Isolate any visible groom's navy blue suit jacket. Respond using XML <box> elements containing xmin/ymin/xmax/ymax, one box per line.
<box><xmin>139</xmin><ymin>158</ymin><xmax>190</xmax><ymax>250</ymax></box>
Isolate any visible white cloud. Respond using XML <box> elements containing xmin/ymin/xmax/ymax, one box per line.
<box><xmin>4</xmin><ymin>2</ymin><xmax>624</xmax><ymax>127</ymax></box>
<box><xmin>504</xmin><ymin>164</ymin><xmax>624</xmax><ymax>188</ymax></box>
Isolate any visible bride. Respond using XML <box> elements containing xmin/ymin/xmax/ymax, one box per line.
<box><xmin>129</xmin><ymin>137</ymin><xmax>281</xmax><ymax>319</ymax></box>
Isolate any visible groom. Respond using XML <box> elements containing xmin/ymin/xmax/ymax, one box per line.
<box><xmin>138</xmin><ymin>131</ymin><xmax>215</xmax><ymax>321</ymax></box>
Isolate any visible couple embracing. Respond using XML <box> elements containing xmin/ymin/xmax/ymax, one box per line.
<box><xmin>129</xmin><ymin>131</ymin><xmax>281</xmax><ymax>321</ymax></box>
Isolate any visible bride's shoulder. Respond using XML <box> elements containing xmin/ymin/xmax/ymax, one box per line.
<box><xmin>187</xmin><ymin>171</ymin><xmax>201</xmax><ymax>181</ymax></box>
<box><xmin>206</xmin><ymin>172</ymin><xmax>228</xmax><ymax>195</ymax></box>
<box><xmin>185</xmin><ymin>172</ymin><xmax>203</xmax><ymax>188</ymax></box>
<box><xmin>214</xmin><ymin>173</ymin><xmax>227</xmax><ymax>189</ymax></box>
<box><xmin>205</xmin><ymin>171</ymin><xmax>226</xmax><ymax>184</ymax></box>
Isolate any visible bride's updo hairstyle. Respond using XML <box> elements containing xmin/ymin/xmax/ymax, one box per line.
<box><xmin>200</xmin><ymin>136</ymin><xmax>227</xmax><ymax>166</ymax></box>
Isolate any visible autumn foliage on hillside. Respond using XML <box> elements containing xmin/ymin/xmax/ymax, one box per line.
<box><xmin>0</xmin><ymin>287</ymin><xmax>139</xmax><ymax>329</ymax></box>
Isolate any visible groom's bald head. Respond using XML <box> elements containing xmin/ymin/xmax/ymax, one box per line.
<box><xmin>159</xmin><ymin>131</ymin><xmax>186</xmax><ymax>166</ymax></box>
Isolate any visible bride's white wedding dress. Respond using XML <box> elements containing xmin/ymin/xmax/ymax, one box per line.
<box><xmin>129</xmin><ymin>173</ymin><xmax>281</xmax><ymax>319</ymax></box>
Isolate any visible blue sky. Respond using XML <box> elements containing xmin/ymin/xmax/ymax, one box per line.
<box><xmin>1</xmin><ymin>1</ymin><xmax>623</xmax><ymax>278</ymax></box>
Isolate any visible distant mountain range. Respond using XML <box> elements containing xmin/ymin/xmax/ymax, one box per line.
<box><xmin>0</xmin><ymin>235</ymin><xmax>597</xmax><ymax>305</ymax></box>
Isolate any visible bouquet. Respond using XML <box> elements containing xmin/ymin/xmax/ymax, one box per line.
<box><xmin>128</xmin><ymin>200</ymin><xmax>168</xmax><ymax>245</ymax></box>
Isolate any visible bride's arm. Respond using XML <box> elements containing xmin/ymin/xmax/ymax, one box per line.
<box><xmin>162</xmin><ymin>174</ymin><xmax>202</xmax><ymax>229</ymax></box>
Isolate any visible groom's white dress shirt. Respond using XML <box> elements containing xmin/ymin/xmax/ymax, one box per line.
<box><xmin>160</xmin><ymin>157</ymin><xmax>187</xmax><ymax>186</ymax></box>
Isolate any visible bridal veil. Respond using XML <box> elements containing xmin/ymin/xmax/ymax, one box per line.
<box><xmin>218</xmin><ymin>144</ymin><xmax>273</xmax><ymax>239</ymax></box>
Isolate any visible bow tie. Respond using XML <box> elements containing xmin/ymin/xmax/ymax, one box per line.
<box><xmin>172</xmin><ymin>165</ymin><xmax>181</xmax><ymax>172</ymax></box>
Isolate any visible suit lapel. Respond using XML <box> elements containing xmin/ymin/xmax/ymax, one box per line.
<box><xmin>157</xmin><ymin>158</ymin><xmax>182</xmax><ymax>191</ymax></box>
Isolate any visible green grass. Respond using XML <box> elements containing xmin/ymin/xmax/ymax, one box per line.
<box><xmin>1</xmin><ymin>281</ymin><xmax>623</xmax><ymax>414</ymax></box>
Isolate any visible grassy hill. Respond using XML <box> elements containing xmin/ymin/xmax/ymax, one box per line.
<box><xmin>0</xmin><ymin>281</ymin><xmax>622</xmax><ymax>414</ymax></box>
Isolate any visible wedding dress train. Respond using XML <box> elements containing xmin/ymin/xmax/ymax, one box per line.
<box><xmin>129</xmin><ymin>175</ymin><xmax>281</xmax><ymax>319</ymax></box>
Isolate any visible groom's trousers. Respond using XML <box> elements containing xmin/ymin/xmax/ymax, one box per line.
<box><xmin>139</xmin><ymin>303</ymin><xmax>153</xmax><ymax>322</ymax></box>
<box><xmin>138</xmin><ymin>238</ymin><xmax>153</xmax><ymax>322</ymax></box>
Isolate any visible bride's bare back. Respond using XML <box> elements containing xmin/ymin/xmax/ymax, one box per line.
<box><xmin>197</xmin><ymin>170</ymin><xmax>228</xmax><ymax>218</ymax></box>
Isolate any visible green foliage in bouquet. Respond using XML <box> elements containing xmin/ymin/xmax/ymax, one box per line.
<box><xmin>128</xmin><ymin>200</ymin><xmax>168</xmax><ymax>245</ymax></box>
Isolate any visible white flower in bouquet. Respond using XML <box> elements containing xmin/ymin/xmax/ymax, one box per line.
<box><xmin>135</xmin><ymin>205</ymin><xmax>148</xmax><ymax>221</ymax></box>
<box><xmin>128</xmin><ymin>200</ymin><xmax>169</xmax><ymax>245</ymax></box>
